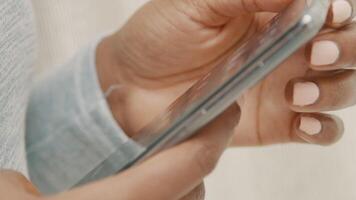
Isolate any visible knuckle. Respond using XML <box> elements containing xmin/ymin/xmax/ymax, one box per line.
<box><xmin>194</xmin><ymin>184</ymin><xmax>206</xmax><ymax>200</ymax></box>
<box><xmin>0</xmin><ymin>170</ymin><xmax>41</xmax><ymax>197</ymax></box>
<box><xmin>326</xmin><ymin>71</ymin><xmax>356</xmax><ymax>109</ymax></box>
<box><xmin>317</xmin><ymin>115</ymin><xmax>344</xmax><ymax>146</ymax></box>
<box><xmin>181</xmin><ymin>183</ymin><xmax>206</xmax><ymax>200</ymax></box>
<box><xmin>181</xmin><ymin>0</ymin><xmax>229</xmax><ymax>25</ymax></box>
<box><xmin>330</xmin><ymin>89</ymin><xmax>344</xmax><ymax>108</ymax></box>
<box><xmin>192</xmin><ymin>142</ymin><xmax>221</xmax><ymax>176</ymax></box>
<box><xmin>328</xmin><ymin>118</ymin><xmax>344</xmax><ymax>144</ymax></box>
<box><xmin>0</xmin><ymin>170</ymin><xmax>27</xmax><ymax>181</ymax></box>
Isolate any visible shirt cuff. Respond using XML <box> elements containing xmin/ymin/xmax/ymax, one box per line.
<box><xmin>26</xmin><ymin>37</ymin><xmax>142</xmax><ymax>194</ymax></box>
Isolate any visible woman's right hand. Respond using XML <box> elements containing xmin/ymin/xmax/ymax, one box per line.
<box><xmin>1</xmin><ymin>105</ymin><xmax>240</xmax><ymax>200</ymax></box>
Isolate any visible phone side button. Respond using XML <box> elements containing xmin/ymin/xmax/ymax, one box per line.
<box><xmin>201</xmin><ymin>109</ymin><xmax>208</xmax><ymax>115</ymax></box>
<box><xmin>190</xmin><ymin>109</ymin><xmax>208</xmax><ymax>122</ymax></box>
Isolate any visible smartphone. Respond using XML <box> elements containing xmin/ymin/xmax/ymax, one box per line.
<box><xmin>75</xmin><ymin>0</ymin><xmax>330</xmax><ymax>186</ymax></box>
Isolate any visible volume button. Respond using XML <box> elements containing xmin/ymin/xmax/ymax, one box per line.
<box><xmin>184</xmin><ymin>109</ymin><xmax>209</xmax><ymax>135</ymax></box>
<box><xmin>190</xmin><ymin>109</ymin><xmax>208</xmax><ymax>122</ymax></box>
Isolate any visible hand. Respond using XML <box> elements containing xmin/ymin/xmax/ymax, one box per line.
<box><xmin>97</xmin><ymin>0</ymin><xmax>355</xmax><ymax>147</ymax></box>
<box><xmin>97</xmin><ymin>0</ymin><xmax>294</xmax><ymax>136</ymax></box>
<box><xmin>232</xmin><ymin>0</ymin><xmax>356</xmax><ymax>146</ymax></box>
<box><xmin>1</xmin><ymin>105</ymin><xmax>240</xmax><ymax>200</ymax></box>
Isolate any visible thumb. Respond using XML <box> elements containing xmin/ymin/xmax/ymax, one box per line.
<box><xmin>173</xmin><ymin>0</ymin><xmax>294</xmax><ymax>25</ymax></box>
<box><xmin>49</xmin><ymin>104</ymin><xmax>240</xmax><ymax>200</ymax></box>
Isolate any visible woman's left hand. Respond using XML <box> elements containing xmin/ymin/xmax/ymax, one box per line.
<box><xmin>97</xmin><ymin>0</ymin><xmax>356</xmax><ymax>148</ymax></box>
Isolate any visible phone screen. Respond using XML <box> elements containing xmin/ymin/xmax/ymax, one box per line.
<box><xmin>75</xmin><ymin>0</ymin><xmax>330</xmax><ymax>186</ymax></box>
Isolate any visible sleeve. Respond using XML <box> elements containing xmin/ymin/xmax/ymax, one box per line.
<box><xmin>25</xmin><ymin>38</ymin><xmax>143</xmax><ymax>194</ymax></box>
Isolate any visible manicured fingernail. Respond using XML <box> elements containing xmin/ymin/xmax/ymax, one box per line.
<box><xmin>299</xmin><ymin>116</ymin><xmax>322</xmax><ymax>136</ymax></box>
<box><xmin>311</xmin><ymin>41</ymin><xmax>340</xmax><ymax>66</ymax></box>
<box><xmin>332</xmin><ymin>0</ymin><xmax>353</xmax><ymax>24</ymax></box>
<box><xmin>293</xmin><ymin>82</ymin><xmax>320</xmax><ymax>106</ymax></box>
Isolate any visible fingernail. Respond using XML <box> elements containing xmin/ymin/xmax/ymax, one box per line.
<box><xmin>311</xmin><ymin>41</ymin><xmax>340</xmax><ymax>66</ymax></box>
<box><xmin>293</xmin><ymin>82</ymin><xmax>320</xmax><ymax>106</ymax></box>
<box><xmin>332</xmin><ymin>0</ymin><xmax>353</xmax><ymax>24</ymax></box>
<box><xmin>299</xmin><ymin>116</ymin><xmax>322</xmax><ymax>136</ymax></box>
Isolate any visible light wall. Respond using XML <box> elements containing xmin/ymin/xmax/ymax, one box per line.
<box><xmin>32</xmin><ymin>1</ymin><xmax>356</xmax><ymax>199</ymax></box>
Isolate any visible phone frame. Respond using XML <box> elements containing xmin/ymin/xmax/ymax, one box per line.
<box><xmin>75</xmin><ymin>0</ymin><xmax>330</xmax><ymax>186</ymax></box>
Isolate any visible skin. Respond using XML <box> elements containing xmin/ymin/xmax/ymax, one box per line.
<box><xmin>98</xmin><ymin>0</ymin><xmax>353</xmax><ymax>146</ymax></box>
<box><xmin>2</xmin><ymin>0</ymin><xmax>356</xmax><ymax>199</ymax></box>
<box><xmin>1</xmin><ymin>105</ymin><xmax>240</xmax><ymax>200</ymax></box>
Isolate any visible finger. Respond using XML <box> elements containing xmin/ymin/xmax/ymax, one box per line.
<box><xmin>286</xmin><ymin>70</ymin><xmax>356</xmax><ymax>112</ymax></box>
<box><xmin>171</xmin><ymin>0</ymin><xmax>293</xmax><ymax>26</ymax></box>
<box><xmin>326</xmin><ymin>0</ymin><xmax>355</xmax><ymax>28</ymax></box>
<box><xmin>0</xmin><ymin>170</ymin><xmax>41</xmax><ymax>197</ymax></box>
<box><xmin>203</xmin><ymin>0</ymin><xmax>294</xmax><ymax>14</ymax></box>
<box><xmin>50</xmin><ymin>104</ymin><xmax>240</xmax><ymax>200</ymax></box>
<box><xmin>180</xmin><ymin>183</ymin><xmax>205</xmax><ymax>200</ymax></box>
<box><xmin>306</xmin><ymin>24</ymin><xmax>356</xmax><ymax>71</ymax></box>
<box><xmin>291</xmin><ymin>113</ymin><xmax>344</xmax><ymax>146</ymax></box>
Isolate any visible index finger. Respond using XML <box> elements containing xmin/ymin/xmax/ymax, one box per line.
<box><xmin>49</xmin><ymin>104</ymin><xmax>240</xmax><ymax>200</ymax></box>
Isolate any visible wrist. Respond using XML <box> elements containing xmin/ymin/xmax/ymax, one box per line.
<box><xmin>96</xmin><ymin>36</ymin><xmax>124</xmax><ymax>91</ymax></box>
<box><xmin>95</xmin><ymin>35</ymin><xmax>134</xmax><ymax>137</ymax></box>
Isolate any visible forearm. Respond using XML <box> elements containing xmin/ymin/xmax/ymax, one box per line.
<box><xmin>26</xmin><ymin>38</ymin><xmax>141</xmax><ymax>194</ymax></box>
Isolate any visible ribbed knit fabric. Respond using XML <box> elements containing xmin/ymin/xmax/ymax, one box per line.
<box><xmin>0</xmin><ymin>0</ymin><xmax>37</xmax><ymax>177</ymax></box>
<box><xmin>0</xmin><ymin>0</ymin><xmax>141</xmax><ymax>194</ymax></box>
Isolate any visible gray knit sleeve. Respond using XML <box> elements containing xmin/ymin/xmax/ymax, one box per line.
<box><xmin>25</xmin><ymin>39</ymin><xmax>142</xmax><ymax>194</ymax></box>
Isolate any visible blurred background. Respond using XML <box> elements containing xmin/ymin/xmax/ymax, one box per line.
<box><xmin>32</xmin><ymin>0</ymin><xmax>356</xmax><ymax>199</ymax></box>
